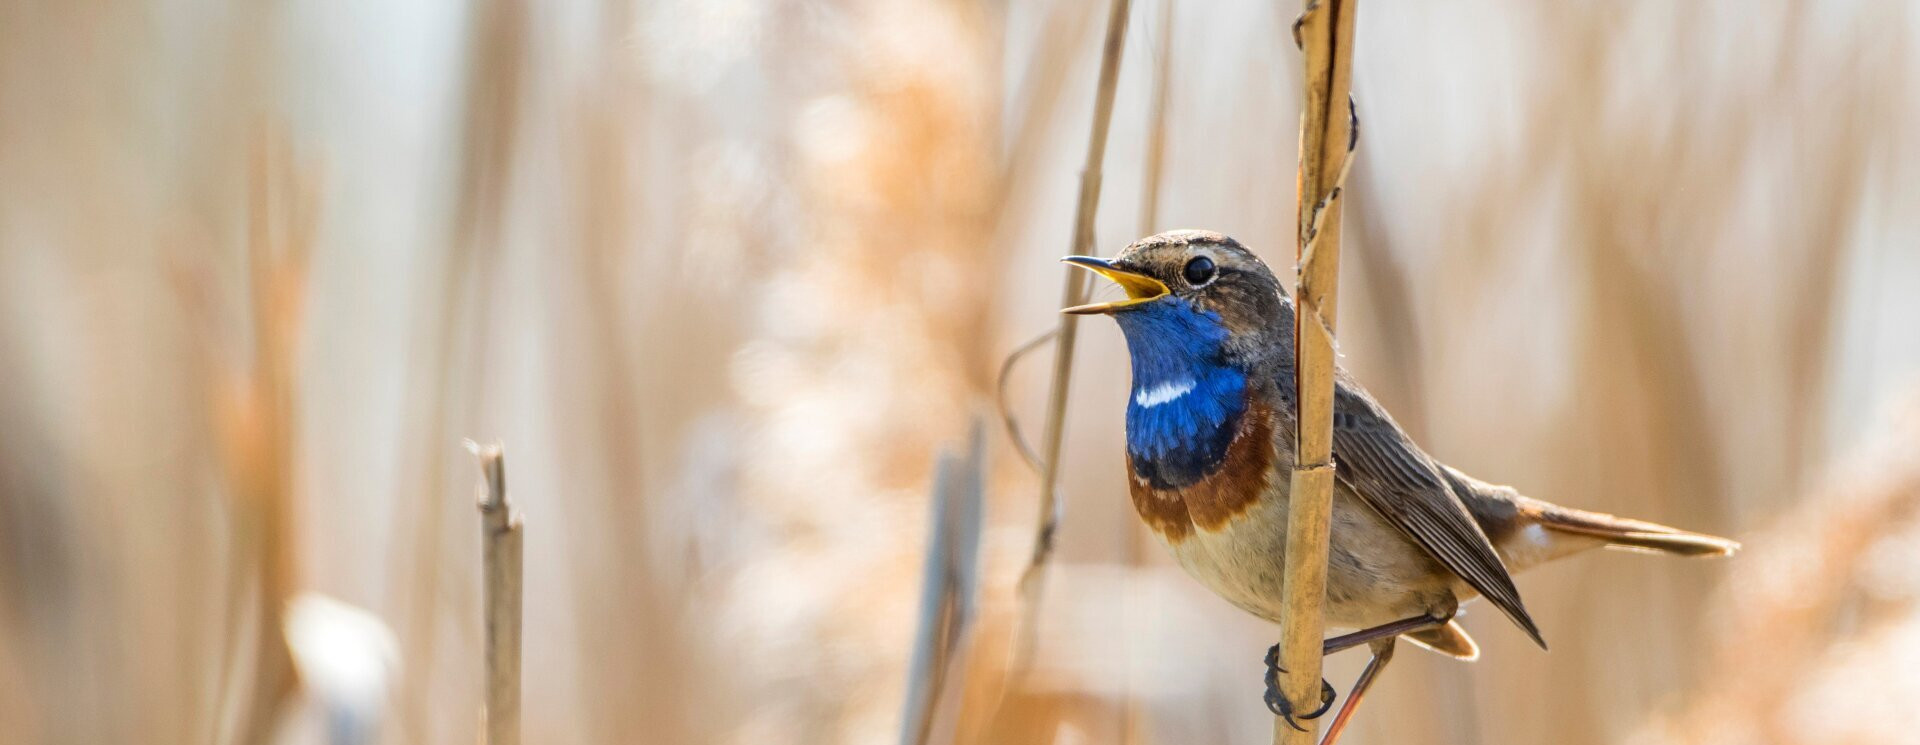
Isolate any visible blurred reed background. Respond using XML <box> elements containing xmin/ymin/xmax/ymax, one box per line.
<box><xmin>1</xmin><ymin>1</ymin><xmax>1918</xmax><ymax>744</ymax></box>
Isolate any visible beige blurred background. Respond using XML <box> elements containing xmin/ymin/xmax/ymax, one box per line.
<box><xmin>2</xmin><ymin>1</ymin><xmax>1919</xmax><ymax>744</ymax></box>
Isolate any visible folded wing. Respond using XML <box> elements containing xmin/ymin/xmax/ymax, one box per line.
<box><xmin>1326</xmin><ymin>370</ymin><xmax>1546</xmax><ymax>649</ymax></box>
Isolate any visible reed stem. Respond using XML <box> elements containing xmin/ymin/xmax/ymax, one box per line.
<box><xmin>470</xmin><ymin>441</ymin><xmax>523</xmax><ymax>745</ymax></box>
<box><xmin>1275</xmin><ymin>0</ymin><xmax>1359</xmax><ymax>742</ymax></box>
<box><xmin>1024</xmin><ymin>0</ymin><xmax>1133</xmax><ymax>587</ymax></box>
<box><xmin>985</xmin><ymin>1</ymin><xmax>1134</xmax><ymax>734</ymax></box>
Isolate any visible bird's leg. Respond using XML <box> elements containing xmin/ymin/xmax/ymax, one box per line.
<box><xmin>1264</xmin><ymin>643</ymin><xmax>1337</xmax><ymax>730</ymax></box>
<box><xmin>1317</xmin><ymin>638</ymin><xmax>1396</xmax><ymax>745</ymax></box>
<box><xmin>1263</xmin><ymin>614</ymin><xmax>1440</xmax><ymax>728</ymax></box>
<box><xmin>1321</xmin><ymin>614</ymin><xmax>1444</xmax><ymax>656</ymax></box>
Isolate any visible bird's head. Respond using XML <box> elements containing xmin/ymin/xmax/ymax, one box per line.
<box><xmin>1063</xmin><ymin>229</ymin><xmax>1289</xmax><ymax>350</ymax></box>
<box><xmin>1062</xmin><ymin>230</ymin><xmax>1289</xmax><ymax>492</ymax></box>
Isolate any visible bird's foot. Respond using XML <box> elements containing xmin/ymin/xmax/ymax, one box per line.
<box><xmin>1263</xmin><ymin>644</ymin><xmax>1336</xmax><ymax>730</ymax></box>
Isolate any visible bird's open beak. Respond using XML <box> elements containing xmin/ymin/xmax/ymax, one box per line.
<box><xmin>1060</xmin><ymin>256</ymin><xmax>1169</xmax><ymax>315</ymax></box>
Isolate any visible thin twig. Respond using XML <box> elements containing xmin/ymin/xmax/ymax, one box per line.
<box><xmin>995</xmin><ymin>330</ymin><xmax>1058</xmax><ymax>475</ymax></box>
<box><xmin>468</xmin><ymin>441</ymin><xmax>523</xmax><ymax>745</ymax></box>
<box><xmin>1275</xmin><ymin>0</ymin><xmax>1359</xmax><ymax>742</ymax></box>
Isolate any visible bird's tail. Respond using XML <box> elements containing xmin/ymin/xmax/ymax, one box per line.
<box><xmin>1446</xmin><ymin>467</ymin><xmax>1740</xmax><ymax>565</ymax></box>
<box><xmin>1533</xmin><ymin>505</ymin><xmax>1739</xmax><ymax>558</ymax></box>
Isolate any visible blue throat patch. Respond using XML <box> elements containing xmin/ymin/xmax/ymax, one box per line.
<box><xmin>1114</xmin><ymin>298</ymin><xmax>1249</xmax><ymax>489</ymax></box>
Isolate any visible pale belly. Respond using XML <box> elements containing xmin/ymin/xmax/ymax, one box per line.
<box><xmin>1158</xmin><ymin>483</ymin><xmax>1460</xmax><ymax>631</ymax></box>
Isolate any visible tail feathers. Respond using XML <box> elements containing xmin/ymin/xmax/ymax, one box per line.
<box><xmin>1535</xmin><ymin>507</ymin><xmax>1739</xmax><ymax>558</ymax></box>
<box><xmin>1405</xmin><ymin>620</ymin><xmax>1480</xmax><ymax>660</ymax></box>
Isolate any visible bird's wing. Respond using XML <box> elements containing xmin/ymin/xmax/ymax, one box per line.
<box><xmin>1326</xmin><ymin>373</ymin><xmax>1546</xmax><ymax>648</ymax></box>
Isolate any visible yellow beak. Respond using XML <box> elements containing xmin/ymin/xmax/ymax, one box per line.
<box><xmin>1060</xmin><ymin>256</ymin><xmax>1171</xmax><ymax>315</ymax></box>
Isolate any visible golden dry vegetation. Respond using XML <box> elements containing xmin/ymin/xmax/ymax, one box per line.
<box><xmin>0</xmin><ymin>1</ymin><xmax>1917</xmax><ymax>745</ymax></box>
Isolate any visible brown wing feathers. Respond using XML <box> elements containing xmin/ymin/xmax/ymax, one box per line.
<box><xmin>1329</xmin><ymin>377</ymin><xmax>1549</xmax><ymax>649</ymax></box>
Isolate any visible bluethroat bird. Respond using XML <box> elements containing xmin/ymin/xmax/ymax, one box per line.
<box><xmin>1063</xmin><ymin>229</ymin><xmax>1738</xmax><ymax>739</ymax></box>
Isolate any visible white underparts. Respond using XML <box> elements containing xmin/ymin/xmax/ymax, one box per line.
<box><xmin>1502</xmin><ymin>523</ymin><xmax>1556</xmax><ymax>570</ymax></box>
<box><xmin>1134</xmin><ymin>378</ymin><xmax>1196</xmax><ymax>408</ymax></box>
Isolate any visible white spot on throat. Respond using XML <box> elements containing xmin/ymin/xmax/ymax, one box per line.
<box><xmin>1134</xmin><ymin>379</ymin><xmax>1196</xmax><ymax>408</ymax></box>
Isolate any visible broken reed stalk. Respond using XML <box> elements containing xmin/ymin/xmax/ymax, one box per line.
<box><xmin>470</xmin><ymin>441</ymin><xmax>524</xmax><ymax>745</ymax></box>
<box><xmin>1276</xmin><ymin>0</ymin><xmax>1359</xmax><ymax>743</ymax></box>
<box><xmin>1015</xmin><ymin>0</ymin><xmax>1132</xmax><ymax>640</ymax></box>
<box><xmin>395</xmin><ymin>1</ymin><xmax>524</xmax><ymax>738</ymax></box>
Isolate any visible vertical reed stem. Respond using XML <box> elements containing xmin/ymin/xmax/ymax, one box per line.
<box><xmin>1018</xmin><ymin>0</ymin><xmax>1132</xmax><ymax>618</ymax></box>
<box><xmin>1276</xmin><ymin>0</ymin><xmax>1359</xmax><ymax>742</ymax></box>
<box><xmin>471</xmin><ymin>442</ymin><xmax>523</xmax><ymax>745</ymax></box>
<box><xmin>899</xmin><ymin>425</ymin><xmax>986</xmax><ymax>745</ymax></box>
<box><xmin>986</xmin><ymin>4</ymin><xmax>1133</xmax><ymax>734</ymax></box>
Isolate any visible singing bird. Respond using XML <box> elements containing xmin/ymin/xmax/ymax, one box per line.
<box><xmin>1063</xmin><ymin>229</ymin><xmax>1737</xmax><ymax>737</ymax></box>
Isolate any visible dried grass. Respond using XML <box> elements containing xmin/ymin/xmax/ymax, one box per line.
<box><xmin>0</xmin><ymin>3</ymin><xmax>1914</xmax><ymax>745</ymax></box>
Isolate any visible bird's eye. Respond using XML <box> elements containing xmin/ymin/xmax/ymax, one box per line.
<box><xmin>1183</xmin><ymin>256</ymin><xmax>1217</xmax><ymax>286</ymax></box>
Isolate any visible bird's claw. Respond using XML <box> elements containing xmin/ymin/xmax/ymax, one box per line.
<box><xmin>1263</xmin><ymin>644</ymin><xmax>1336</xmax><ymax>728</ymax></box>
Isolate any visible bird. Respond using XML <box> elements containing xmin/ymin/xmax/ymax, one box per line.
<box><xmin>1062</xmin><ymin>229</ymin><xmax>1738</xmax><ymax>741</ymax></box>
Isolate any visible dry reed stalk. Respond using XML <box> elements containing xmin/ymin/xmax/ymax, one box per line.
<box><xmin>391</xmin><ymin>0</ymin><xmax>524</xmax><ymax>741</ymax></box>
<box><xmin>560</xmin><ymin>60</ymin><xmax>684</xmax><ymax>745</ymax></box>
<box><xmin>988</xmin><ymin>1</ymin><xmax>1103</xmax><ymax>245</ymax></box>
<box><xmin>1007</xmin><ymin>0</ymin><xmax>1133</xmax><ymax>663</ymax></box>
<box><xmin>558</xmin><ymin>32</ymin><xmax>714</xmax><ymax>738</ymax></box>
<box><xmin>985</xmin><ymin>0</ymin><xmax>1114</xmax><ymax>481</ymax></box>
<box><xmin>982</xmin><ymin>0</ymin><xmax>1131</xmax><ymax>736</ymax></box>
<box><xmin>223</xmin><ymin>129</ymin><xmax>313</xmax><ymax>745</ymax></box>
<box><xmin>1276</xmin><ymin>0</ymin><xmax>1359</xmax><ymax>742</ymax></box>
<box><xmin>1642</xmin><ymin>392</ymin><xmax>1920</xmax><ymax>745</ymax></box>
<box><xmin>899</xmin><ymin>424</ymin><xmax>986</xmax><ymax>745</ymax></box>
<box><xmin>1018</xmin><ymin>0</ymin><xmax>1132</xmax><ymax>623</ymax></box>
<box><xmin>995</xmin><ymin>1</ymin><xmax>1135</xmax><ymax>717</ymax></box>
<box><xmin>468</xmin><ymin>442</ymin><xmax>523</xmax><ymax>745</ymax></box>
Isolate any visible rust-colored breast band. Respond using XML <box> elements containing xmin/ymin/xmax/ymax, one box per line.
<box><xmin>1127</xmin><ymin>394</ymin><xmax>1276</xmax><ymax>542</ymax></box>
